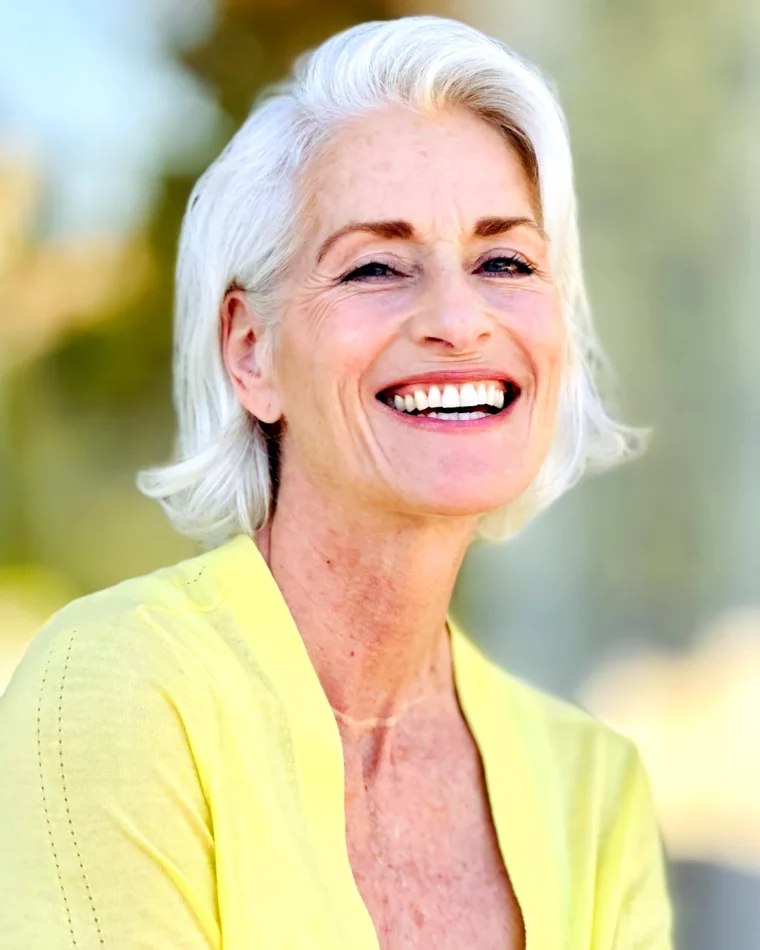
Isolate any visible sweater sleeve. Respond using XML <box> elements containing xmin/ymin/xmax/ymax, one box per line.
<box><xmin>594</xmin><ymin>741</ymin><xmax>674</xmax><ymax>950</ymax></box>
<box><xmin>0</xmin><ymin>619</ymin><xmax>220</xmax><ymax>950</ymax></box>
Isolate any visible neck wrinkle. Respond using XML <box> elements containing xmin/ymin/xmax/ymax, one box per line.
<box><xmin>256</xmin><ymin>466</ymin><xmax>476</xmax><ymax>733</ymax></box>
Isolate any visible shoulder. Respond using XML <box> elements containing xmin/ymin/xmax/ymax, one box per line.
<box><xmin>1</xmin><ymin>547</ymin><xmax>228</xmax><ymax>740</ymax></box>
<box><xmin>503</xmin><ymin>666</ymin><xmax>631</xmax><ymax>742</ymax></box>
<box><xmin>493</xmin><ymin>662</ymin><xmax>645</xmax><ymax>804</ymax></box>
<box><xmin>0</xmin><ymin>553</ymin><xmax>231</xmax><ymax>853</ymax></box>
<box><xmin>0</xmin><ymin>557</ymin><xmax>222</xmax><ymax>949</ymax></box>
<box><xmin>31</xmin><ymin>544</ymin><xmax>219</xmax><ymax>641</ymax></box>
<box><xmin>494</xmin><ymin>665</ymin><xmax>668</xmax><ymax>891</ymax></box>
<box><xmin>494</xmin><ymin>675</ymin><xmax>672</xmax><ymax>944</ymax></box>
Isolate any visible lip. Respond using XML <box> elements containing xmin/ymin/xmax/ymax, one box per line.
<box><xmin>375</xmin><ymin>367</ymin><xmax>521</xmax><ymax>399</ymax></box>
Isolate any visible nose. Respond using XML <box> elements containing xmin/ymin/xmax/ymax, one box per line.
<box><xmin>408</xmin><ymin>265</ymin><xmax>492</xmax><ymax>354</ymax></box>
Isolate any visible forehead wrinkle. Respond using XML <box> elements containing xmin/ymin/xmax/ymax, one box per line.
<box><xmin>303</xmin><ymin>110</ymin><xmax>544</xmax><ymax>269</ymax></box>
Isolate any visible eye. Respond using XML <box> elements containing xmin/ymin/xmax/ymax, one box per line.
<box><xmin>477</xmin><ymin>254</ymin><xmax>536</xmax><ymax>277</ymax></box>
<box><xmin>340</xmin><ymin>261</ymin><xmax>400</xmax><ymax>282</ymax></box>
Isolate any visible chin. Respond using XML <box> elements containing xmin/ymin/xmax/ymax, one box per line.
<box><xmin>395</xmin><ymin>475</ymin><xmax>535</xmax><ymax>522</ymax></box>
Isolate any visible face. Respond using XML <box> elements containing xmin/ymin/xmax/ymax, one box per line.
<box><xmin>225</xmin><ymin>106</ymin><xmax>566</xmax><ymax>526</ymax></box>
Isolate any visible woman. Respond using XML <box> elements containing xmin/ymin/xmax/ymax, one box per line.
<box><xmin>0</xmin><ymin>16</ymin><xmax>672</xmax><ymax>950</ymax></box>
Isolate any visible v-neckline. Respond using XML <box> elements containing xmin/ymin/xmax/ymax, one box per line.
<box><xmin>211</xmin><ymin>534</ymin><xmax>564</xmax><ymax>950</ymax></box>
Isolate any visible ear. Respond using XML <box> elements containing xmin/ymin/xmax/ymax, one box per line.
<box><xmin>220</xmin><ymin>289</ymin><xmax>283</xmax><ymax>424</ymax></box>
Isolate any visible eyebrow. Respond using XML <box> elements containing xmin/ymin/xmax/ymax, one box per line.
<box><xmin>315</xmin><ymin>216</ymin><xmax>547</xmax><ymax>263</ymax></box>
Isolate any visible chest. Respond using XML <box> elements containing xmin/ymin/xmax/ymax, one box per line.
<box><xmin>342</xmin><ymin>719</ymin><xmax>525</xmax><ymax>950</ymax></box>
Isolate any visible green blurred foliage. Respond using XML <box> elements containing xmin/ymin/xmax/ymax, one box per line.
<box><xmin>0</xmin><ymin>0</ymin><xmax>390</xmax><ymax>590</ymax></box>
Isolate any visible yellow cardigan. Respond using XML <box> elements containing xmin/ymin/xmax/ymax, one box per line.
<box><xmin>0</xmin><ymin>534</ymin><xmax>673</xmax><ymax>949</ymax></box>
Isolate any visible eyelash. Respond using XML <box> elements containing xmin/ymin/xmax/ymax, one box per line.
<box><xmin>340</xmin><ymin>253</ymin><xmax>537</xmax><ymax>283</ymax></box>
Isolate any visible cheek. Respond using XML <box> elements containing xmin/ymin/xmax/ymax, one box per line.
<box><xmin>532</xmin><ymin>313</ymin><xmax>567</xmax><ymax>429</ymax></box>
<box><xmin>526</xmin><ymin>299</ymin><xmax>567</xmax><ymax>457</ymax></box>
<box><xmin>277</xmin><ymin>295</ymin><xmax>394</xmax><ymax>419</ymax></box>
<box><xmin>489</xmin><ymin>286</ymin><xmax>566</xmax><ymax>378</ymax></box>
<box><xmin>325</xmin><ymin>288</ymin><xmax>413</xmax><ymax>353</ymax></box>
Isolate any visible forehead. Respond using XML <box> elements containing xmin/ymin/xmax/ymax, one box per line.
<box><xmin>303</xmin><ymin>106</ymin><xmax>537</xmax><ymax>242</ymax></box>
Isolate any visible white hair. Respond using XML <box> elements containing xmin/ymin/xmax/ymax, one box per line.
<box><xmin>137</xmin><ymin>14</ymin><xmax>644</xmax><ymax>548</ymax></box>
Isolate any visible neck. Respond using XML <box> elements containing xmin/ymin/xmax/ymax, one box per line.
<box><xmin>256</xmin><ymin>467</ymin><xmax>477</xmax><ymax>726</ymax></box>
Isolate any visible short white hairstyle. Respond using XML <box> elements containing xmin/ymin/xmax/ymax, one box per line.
<box><xmin>137</xmin><ymin>14</ymin><xmax>644</xmax><ymax>548</ymax></box>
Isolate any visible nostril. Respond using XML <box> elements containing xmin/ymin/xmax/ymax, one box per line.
<box><xmin>427</xmin><ymin>327</ymin><xmax>491</xmax><ymax>346</ymax></box>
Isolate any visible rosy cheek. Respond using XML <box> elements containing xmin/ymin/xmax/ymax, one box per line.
<box><xmin>493</xmin><ymin>284</ymin><xmax>558</xmax><ymax>327</ymax></box>
<box><xmin>487</xmin><ymin>289</ymin><xmax>563</xmax><ymax>371</ymax></box>
<box><xmin>325</xmin><ymin>295</ymin><xmax>405</xmax><ymax>362</ymax></box>
<box><xmin>346</xmin><ymin>287</ymin><xmax>417</xmax><ymax>329</ymax></box>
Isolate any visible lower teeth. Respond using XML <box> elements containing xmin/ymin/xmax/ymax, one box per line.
<box><xmin>425</xmin><ymin>411</ymin><xmax>488</xmax><ymax>420</ymax></box>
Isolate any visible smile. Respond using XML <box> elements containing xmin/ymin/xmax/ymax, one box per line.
<box><xmin>377</xmin><ymin>379</ymin><xmax>521</xmax><ymax>422</ymax></box>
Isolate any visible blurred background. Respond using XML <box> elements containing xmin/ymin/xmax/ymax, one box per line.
<box><xmin>0</xmin><ymin>0</ymin><xmax>757</xmax><ymax>946</ymax></box>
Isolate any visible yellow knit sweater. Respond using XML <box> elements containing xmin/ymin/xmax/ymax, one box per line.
<box><xmin>0</xmin><ymin>534</ymin><xmax>673</xmax><ymax>948</ymax></box>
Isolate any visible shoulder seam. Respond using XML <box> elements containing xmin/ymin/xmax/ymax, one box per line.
<box><xmin>37</xmin><ymin>629</ymin><xmax>107</xmax><ymax>947</ymax></box>
<box><xmin>37</xmin><ymin>635</ymin><xmax>76</xmax><ymax>947</ymax></box>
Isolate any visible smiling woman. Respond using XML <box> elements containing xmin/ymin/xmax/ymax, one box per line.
<box><xmin>0</xmin><ymin>15</ymin><xmax>671</xmax><ymax>950</ymax></box>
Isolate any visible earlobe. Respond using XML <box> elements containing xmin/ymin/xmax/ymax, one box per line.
<box><xmin>220</xmin><ymin>289</ymin><xmax>283</xmax><ymax>424</ymax></box>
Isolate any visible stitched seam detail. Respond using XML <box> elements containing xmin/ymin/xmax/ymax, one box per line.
<box><xmin>58</xmin><ymin>633</ymin><xmax>106</xmax><ymax>947</ymax></box>
<box><xmin>37</xmin><ymin>640</ymin><xmax>77</xmax><ymax>947</ymax></box>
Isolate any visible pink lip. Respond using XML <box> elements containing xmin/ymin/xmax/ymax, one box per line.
<box><xmin>376</xmin><ymin>367</ymin><xmax>520</xmax><ymax>398</ymax></box>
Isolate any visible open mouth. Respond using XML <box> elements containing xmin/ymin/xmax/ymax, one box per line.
<box><xmin>376</xmin><ymin>379</ymin><xmax>521</xmax><ymax>421</ymax></box>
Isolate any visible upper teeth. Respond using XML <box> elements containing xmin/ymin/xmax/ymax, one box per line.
<box><xmin>391</xmin><ymin>382</ymin><xmax>506</xmax><ymax>413</ymax></box>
